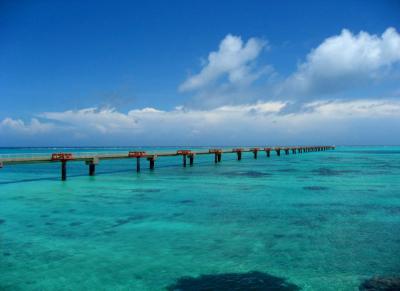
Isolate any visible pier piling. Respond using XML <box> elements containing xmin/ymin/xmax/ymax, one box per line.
<box><xmin>89</xmin><ymin>163</ymin><xmax>95</xmax><ymax>176</ymax></box>
<box><xmin>233</xmin><ymin>148</ymin><xmax>243</xmax><ymax>161</ymax></box>
<box><xmin>136</xmin><ymin>158</ymin><xmax>141</xmax><ymax>172</ymax></box>
<box><xmin>183</xmin><ymin>155</ymin><xmax>187</xmax><ymax>167</ymax></box>
<box><xmin>147</xmin><ymin>155</ymin><xmax>156</xmax><ymax>170</ymax></box>
<box><xmin>209</xmin><ymin>149</ymin><xmax>222</xmax><ymax>163</ymax></box>
<box><xmin>61</xmin><ymin>161</ymin><xmax>67</xmax><ymax>181</ymax></box>
<box><xmin>128</xmin><ymin>151</ymin><xmax>147</xmax><ymax>173</ymax></box>
<box><xmin>189</xmin><ymin>154</ymin><xmax>194</xmax><ymax>166</ymax></box>
<box><xmin>251</xmin><ymin>148</ymin><xmax>259</xmax><ymax>159</ymax></box>
<box><xmin>264</xmin><ymin>148</ymin><xmax>271</xmax><ymax>157</ymax></box>
<box><xmin>177</xmin><ymin>150</ymin><xmax>192</xmax><ymax>168</ymax></box>
<box><xmin>86</xmin><ymin>157</ymin><xmax>98</xmax><ymax>176</ymax></box>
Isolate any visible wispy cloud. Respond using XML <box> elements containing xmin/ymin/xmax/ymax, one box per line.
<box><xmin>179</xmin><ymin>34</ymin><xmax>268</xmax><ymax>92</ymax></box>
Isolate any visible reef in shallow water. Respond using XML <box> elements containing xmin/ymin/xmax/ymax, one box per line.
<box><xmin>359</xmin><ymin>276</ymin><xmax>400</xmax><ymax>291</ymax></box>
<box><xmin>166</xmin><ymin>271</ymin><xmax>300</xmax><ymax>291</ymax></box>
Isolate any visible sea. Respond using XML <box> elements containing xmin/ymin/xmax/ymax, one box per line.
<box><xmin>0</xmin><ymin>146</ymin><xmax>399</xmax><ymax>290</ymax></box>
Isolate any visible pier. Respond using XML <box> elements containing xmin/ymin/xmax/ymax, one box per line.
<box><xmin>0</xmin><ymin>146</ymin><xmax>335</xmax><ymax>181</ymax></box>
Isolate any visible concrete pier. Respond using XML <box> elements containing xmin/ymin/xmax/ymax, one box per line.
<box><xmin>0</xmin><ymin>146</ymin><xmax>336</xmax><ymax>181</ymax></box>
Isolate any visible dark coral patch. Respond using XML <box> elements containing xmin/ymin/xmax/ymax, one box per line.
<box><xmin>180</xmin><ymin>200</ymin><xmax>194</xmax><ymax>204</ymax></box>
<box><xmin>112</xmin><ymin>215</ymin><xmax>147</xmax><ymax>227</ymax></box>
<box><xmin>359</xmin><ymin>276</ymin><xmax>400</xmax><ymax>291</ymax></box>
<box><xmin>278</xmin><ymin>168</ymin><xmax>298</xmax><ymax>173</ymax></box>
<box><xmin>171</xmin><ymin>213</ymin><xmax>184</xmax><ymax>217</ymax></box>
<box><xmin>223</xmin><ymin>171</ymin><xmax>271</xmax><ymax>178</ymax></box>
<box><xmin>303</xmin><ymin>186</ymin><xmax>329</xmax><ymax>191</ymax></box>
<box><xmin>131</xmin><ymin>189</ymin><xmax>161</xmax><ymax>193</ymax></box>
<box><xmin>69</xmin><ymin>222</ymin><xmax>82</xmax><ymax>227</ymax></box>
<box><xmin>0</xmin><ymin>219</ymin><xmax>5</xmax><ymax>225</ymax></box>
<box><xmin>166</xmin><ymin>271</ymin><xmax>300</xmax><ymax>291</ymax></box>
<box><xmin>312</xmin><ymin>168</ymin><xmax>358</xmax><ymax>176</ymax></box>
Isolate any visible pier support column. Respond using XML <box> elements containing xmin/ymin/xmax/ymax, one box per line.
<box><xmin>285</xmin><ymin>149</ymin><xmax>289</xmax><ymax>155</ymax></box>
<box><xmin>189</xmin><ymin>154</ymin><xmax>194</xmax><ymax>166</ymax></box>
<box><xmin>136</xmin><ymin>158</ymin><xmax>141</xmax><ymax>172</ymax></box>
<box><xmin>292</xmin><ymin>149</ymin><xmax>296</xmax><ymax>154</ymax></box>
<box><xmin>147</xmin><ymin>155</ymin><xmax>157</xmax><ymax>170</ymax></box>
<box><xmin>251</xmin><ymin>148</ymin><xmax>259</xmax><ymax>159</ymax></box>
<box><xmin>89</xmin><ymin>163</ymin><xmax>95</xmax><ymax>176</ymax></box>
<box><xmin>266</xmin><ymin>150</ymin><xmax>270</xmax><ymax>157</ymax></box>
<box><xmin>276</xmin><ymin>149</ymin><xmax>281</xmax><ymax>156</ymax></box>
<box><xmin>237</xmin><ymin>151</ymin><xmax>242</xmax><ymax>160</ymax></box>
<box><xmin>183</xmin><ymin>155</ymin><xmax>187</xmax><ymax>167</ymax></box>
<box><xmin>86</xmin><ymin>157</ymin><xmax>98</xmax><ymax>176</ymax></box>
<box><xmin>217</xmin><ymin>153</ymin><xmax>222</xmax><ymax>162</ymax></box>
<box><xmin>214</xmin><ymin>153</ymin><xmax>218</xmax><ymax>163</ymax></box>
<box><xmin>61</xmin><ymin>161</ymin><xmax>67</xmax><ymax>181</ymax></box>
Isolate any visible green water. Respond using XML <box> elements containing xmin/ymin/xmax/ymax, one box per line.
<box><xmin>0</xmin><ymin>147</ymin><xmax>399</xmax><ymax>290</ymax></box>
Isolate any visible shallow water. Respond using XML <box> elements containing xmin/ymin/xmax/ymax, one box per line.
<box><xmin>0</xmin><ymin>146</ymin><xmax>399</xmax><ymax>290</ymax></box>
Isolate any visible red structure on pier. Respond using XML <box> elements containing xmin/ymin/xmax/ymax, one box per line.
<box><xmin>51</xmin><ymin>153</ymin><xmax>74</xmax><ymax>161</ymax></box>
<box><xmin>128</xmin><ymin>151</ymin><xmax>147</xmax><ymax>158</ymax></box>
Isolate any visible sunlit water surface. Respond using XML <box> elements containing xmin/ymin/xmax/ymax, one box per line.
<box><xmin>0</xmin><ymin>146</ymin><xmax>399</xmax><ymax>290</ymax></box>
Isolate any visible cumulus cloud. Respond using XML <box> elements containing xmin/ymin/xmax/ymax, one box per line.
<box><xmin>281</xmin><ymin>27</ymin><xmax>400</xmax><ymax>98</ymax></box>
<box><xmin>179</xmin><ymin>34</ymin><xmax>267</xmax><ymax>92</ymax></box>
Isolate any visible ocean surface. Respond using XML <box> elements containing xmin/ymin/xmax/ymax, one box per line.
<box><xmin>0</xmin><ymin>146</ymin><xmax>399</xmax><ymax>290</ymax></box>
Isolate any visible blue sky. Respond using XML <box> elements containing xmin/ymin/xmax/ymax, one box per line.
<box><xmin>1</xmin><ymin>0</ymin><xmax>400</xmax><ymax>146</ymax></box>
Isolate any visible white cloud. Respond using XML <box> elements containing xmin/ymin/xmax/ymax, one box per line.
<box><xmin>2</xmin><ymin>100</ymin><xmax>400</xmax><ymax>145</ymax></box>
<box><xmin>0</xmin><ymin>118</ymin><xmax>53</xmax><ymax>134</ymax></box>
<box><xmin>179</xmin><ymin>34</ymin><xmax>267</xmax><ymax>92</ymax></box>
<box><xmin>281</xmin><ymin>27</ymin><xmax>400</xmax><ymax>98</ymax></box>
<box><xmin>40</xmin><ymin>107</ymin><xmax>138</xmax><ymax>134</ymax></box>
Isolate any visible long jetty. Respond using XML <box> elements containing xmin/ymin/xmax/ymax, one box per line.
<box><xmin>0</xmin><ymin>146</ymin><xmax>335</xmax><ymax>181</ymax></box>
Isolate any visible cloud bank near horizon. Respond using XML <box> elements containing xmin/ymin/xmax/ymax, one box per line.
<box><xmin>1</xmin><ymin>27</ymin><xmax>400</xmax><ymax>146</ymax></box>
<box><xmin>1</xmin><ymin>99</ymin><xmax>400</xmax><ymax>146</ymax></box>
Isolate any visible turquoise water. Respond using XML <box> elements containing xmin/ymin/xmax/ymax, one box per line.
<box><xmin>0</xmin><ymin>146</ymin><xmax>399</xmax><ymax>290</ymax></box>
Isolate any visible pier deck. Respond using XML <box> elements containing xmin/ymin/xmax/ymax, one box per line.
<box><xmin>0</xmin><ymin>146</ymin><xmax>335</xmax><ymax>180</ymax></box>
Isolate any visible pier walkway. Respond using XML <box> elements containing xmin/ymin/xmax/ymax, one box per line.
<box><xmin>0</xmin><ymin>146</ymin><xmax>335</xmax><ymax>181</ymax></box>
